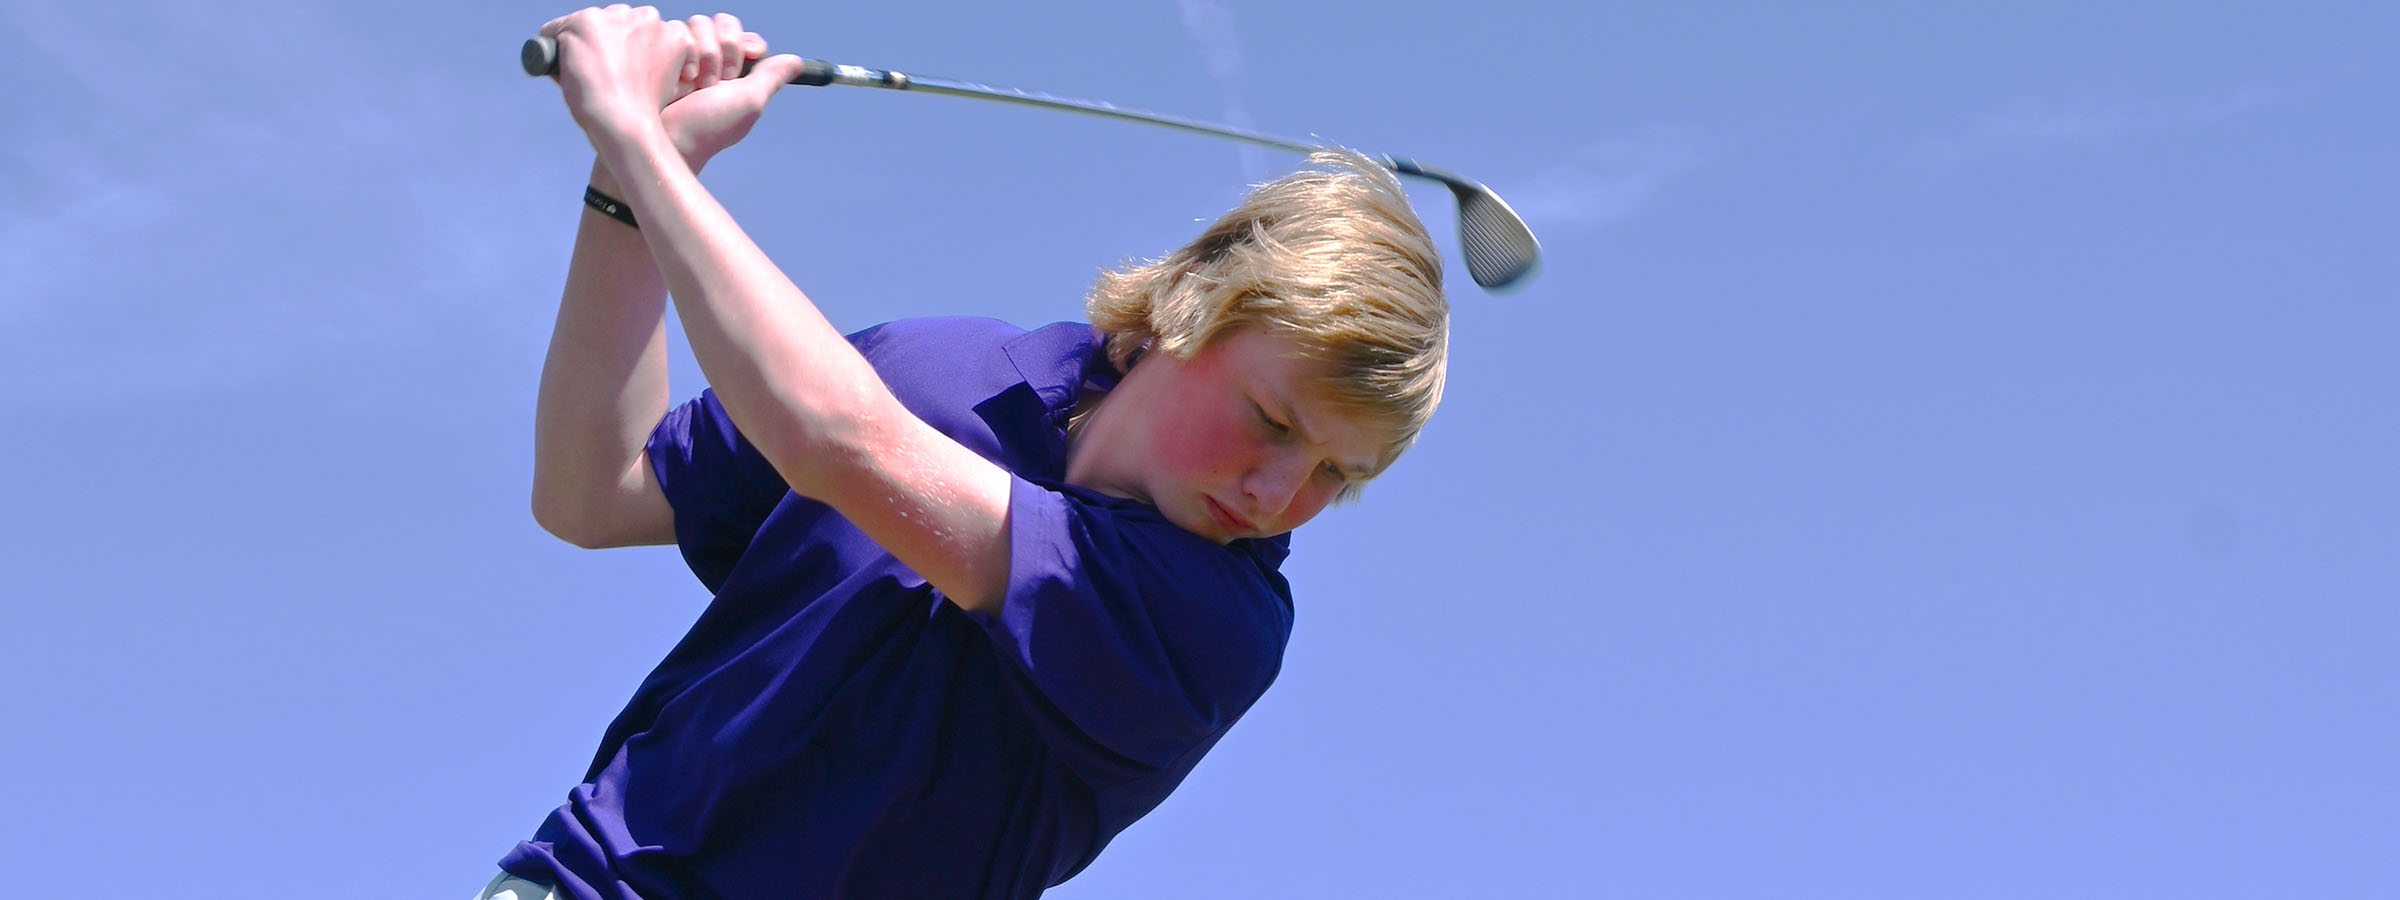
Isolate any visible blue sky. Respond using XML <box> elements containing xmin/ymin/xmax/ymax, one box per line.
<box><xmin>4</xmin><ymin>0</ymin><xmax>2394</xmax><ymax>896</ymax></box>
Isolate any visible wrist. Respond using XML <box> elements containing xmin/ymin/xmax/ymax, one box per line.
<box><xmin>584</xmin><ymin>184</ymin><xmax>640</xmax><ymax>230</ymax></box>
<box><xmin>589</xmin><ymin>154</ymin><xmax>703</xmax><ymax>201</ymax></box>
<box><xmin>589</xmin><ymin>159</ymin><xmax>623</xmax><ymax>196</ymax></box>
<box><xmin>590</xmin><ymin>117</ymin><xmax>687</xmax><ymax>193</ymax></box>
<box><xmin>669</xmin><ymin>133</ymin><xmax>717</xmax><ymax>174</ymax></box>
<box><xmin>582</xmin><ymin>104</ymin><xmax>670</xmax><ymax>162</ymax></box>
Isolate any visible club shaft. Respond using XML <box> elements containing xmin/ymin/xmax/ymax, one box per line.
<box><xmin>524</xmin><ymin>36</ymin><xmax>1540</xmax><ymax>290</ymax></box>
<box><xmin>881</xmin><ymin>75</ymin><xmax>1330</xmax><ymax>158</ymax></box>
<box><xmin>525</xmin><ymin>37</ymin><xmax>1332</xmax><ymax>158</ymax></box>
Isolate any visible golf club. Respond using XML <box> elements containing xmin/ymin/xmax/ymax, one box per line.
<box><xmin>524</xmin><ymin>36</ymin><xmax>1542</xmax><ymax>292</ymax></box>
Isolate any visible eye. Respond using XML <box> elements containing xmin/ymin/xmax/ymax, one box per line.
<box><xmin>1319</xmin><ymin>461</ymin><xmax>1347</xmax><ymax>482</ymax></box>
<box><xmin>1252</xmin><ymin>401</ymin><xmax>1291</xmax><ymax>436</ymax></box>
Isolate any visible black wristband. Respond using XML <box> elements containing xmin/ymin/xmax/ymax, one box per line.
<box><xmin>583</xmin><ymin>184</ymin><xmax>638</xmax><ymax>229</ymax></box>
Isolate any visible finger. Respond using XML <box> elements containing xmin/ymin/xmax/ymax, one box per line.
<box><xmin>639</xmin><ymin>17</ymin><xmax>683</xmax><ymax>88</ymax></box>
<box><xmin>714</xmin><ymin>13</ymin><xmax>744</xmax><ymax>82</ymax></box>
<box><xmin>685</xmin><ymin>15</ymin><xmax>721</xmax><ymax>88</ymax></box>
<box><xmin>539</xmin><ymin>7</ymin><xmax>598</xmax><ymax>38</ymax></box>
<box><xmin>737</xmin><ymin>32</ymin><xmax>767</xmax><ymax>61</ymax></box>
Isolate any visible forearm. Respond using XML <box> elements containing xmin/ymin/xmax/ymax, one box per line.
<box><xmin>596</xmin><ymin>122</ymin><xmax>897</xmax><ymax>493</ymax></box>
<box><xmin>530</xmin><ymin>159</ymin><xmax>674</xmax><ymax>529</ymax></box>
<box><xmin>539</xmin><ymin>8</ymin><xmax>1012</xmax><ymax>601</ymax></box>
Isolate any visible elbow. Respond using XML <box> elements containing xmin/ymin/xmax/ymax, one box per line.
<box><xmin>532</xmin><ymin>451</ymin><xmax>677</xmax><ymax>549</ymax></box>
<box><xmin>531</xmin><ymin>483</ymin><xmax>615</xmax><ymax>550</ymax></box>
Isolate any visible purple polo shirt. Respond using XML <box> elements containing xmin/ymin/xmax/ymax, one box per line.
<box><xmin>499</xmin><ymin>317</ymin><xmax>1295</xmax><ymax>899</ymax></box>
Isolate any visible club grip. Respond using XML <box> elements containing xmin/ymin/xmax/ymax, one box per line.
<box><xmin>520</xmin><ymin>36</ymin><xmax>558</xmax><ymax>76</ymax></box>
<box><xmin>520</xmin><ymin>35</ymin><xmax>835</xmax><ymax>85</ymax></box>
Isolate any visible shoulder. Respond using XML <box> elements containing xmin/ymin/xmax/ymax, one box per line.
<box><xmin>851</xmin><ymin>314</ymin><xmax>1026</xmax><ymax>348</ymax></box>
<box><xmin>988</xmin><ymin>478</ymin><xmax>1296</xmax><ymax>769</ymax></box>
<box><xmin>850</xmin><ymin>318</ymin><xmax>1106</xmax><ymax>477</ymax></box>
<box><xmin>848</xmin><ymin>316</ymin><xmax>1026</xmax><ymax>388</ymax></box>
<box><xmin>1012</xmin><ymin>481</ymin><xmax>1295</xmax><ymax>680</ymax></box>
<box><xmin>846</xmin><ymin>317</ymin><xmax>1026</xmax><ymax>440</ymax></box>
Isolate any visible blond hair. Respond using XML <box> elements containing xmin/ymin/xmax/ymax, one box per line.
<box><xmin>1086</xmin><ymin>150</ymin><xmax>1449</xmax><ymax>488</ymax></box>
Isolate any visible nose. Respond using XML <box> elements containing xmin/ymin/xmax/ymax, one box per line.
<box><xmin>1240</xmin><ymin>451</ymin><xmax>1311</xmax><ymax>523</ymax></box>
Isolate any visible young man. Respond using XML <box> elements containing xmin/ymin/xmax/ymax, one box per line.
<box><xmin>488</xmin><ymin>7</ymin><xmax>1447</xmax><ymax>898</ymax></box>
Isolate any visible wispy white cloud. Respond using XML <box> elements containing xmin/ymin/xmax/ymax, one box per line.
<box><xmin>1913</xmin><ymin>85</ymin><xmax>2290</xmax><ymax>168</ymax></box>
<box><xmin>1506</xmin><ymin>127</ymin><xmax>1706</xmax><ymax>230</ymax></box>
<box><xmin>1175</xmin><ymin>0</ymin><xmax>1267</xmax><ymax>181</ymax></box>
<box><xmin>1</xmin><ymin>1</ymin><xmax>565</xmax><ymax>400</ymax></box>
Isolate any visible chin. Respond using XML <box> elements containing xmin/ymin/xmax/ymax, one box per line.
<box><xmin>1167</xmin><ymin>501</ymin><xmax>1231</xmax><ymax>544</ymax></box>
<box><xmin>1186</xmin><ymin>512</ymin><xmax>1235</xmax><ymax>545</ymax></box>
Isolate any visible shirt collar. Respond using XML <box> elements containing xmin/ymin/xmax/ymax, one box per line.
<box><xmin>1000</xmin><ymin>321</ymin><xmax>1117</xmax><ymax>413</ymax></box>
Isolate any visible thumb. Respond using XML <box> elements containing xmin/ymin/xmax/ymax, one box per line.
<box><xmin>745</xmin><ymin>54</ymin><xmax>811</xmax><ymax>99</ymax></box>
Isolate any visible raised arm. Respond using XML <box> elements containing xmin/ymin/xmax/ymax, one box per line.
<box><xmin>539</xmin><ymin>7</ymin><xmax>1015</xmax><ymax>610</ymax></box>
<box><xmin>531</xmin><ymin>13</ymin><xmax>789</xmax><ymax>551</ymax></box>
<box><xmin>529</xmin><ymin>156</ymin><xmax>676</xmax><ymax>549</ymax></box>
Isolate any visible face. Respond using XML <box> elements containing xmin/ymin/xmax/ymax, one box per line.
<box><xmin>1068</xmin><ymin>326</ymin><xmax>1394</xmax><ymax>543</ymax></box>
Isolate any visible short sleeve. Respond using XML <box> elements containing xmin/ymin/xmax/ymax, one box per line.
<box><xmin>644</xmin><ymin>388</ymin><xmax>790</xmax><ymax>592</ymax></box>
<box><xmin>983</xmin><ymin>476</ymin><xmax>1294</xmax><ymax>781</ymax></box>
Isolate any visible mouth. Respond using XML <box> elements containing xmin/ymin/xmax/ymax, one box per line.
<box><xmin>1205</xmin><ymin>496</ymin><xmax>1255</xmax><ymax>537</ymax></box>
